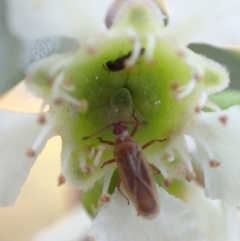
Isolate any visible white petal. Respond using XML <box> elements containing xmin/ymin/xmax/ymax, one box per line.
<box><xmin>0</xmin><ymin>110</ymin><xmax>45</xmax><ymax>207</ymax></box>
<box><xmin>90</xmin><ymin>187</ymin><xmax>206</xmax><ymax>241</ymax></box>
<box><xmin>166</xmin><ymin>0</ymin><xmax>240</xmax><ymax>47</ymax></box>
<box><xmin>31</xmin><ymin>205</ymin><xmax>92</xmax><ymax>241</ymax></box>
<box><xmin>187</xmin><ymin>182</ymin><xmax>240</xmax><ymax>241</ymax></box>
<box><xmin>187</xmin><ymin>106</ymin><xmax>240</xmax><ymax>205</ymax></box>
<box><xmin>7</xmin><ymin>0</ymin><xmax>114</xmax><ymax>41</ymax></box>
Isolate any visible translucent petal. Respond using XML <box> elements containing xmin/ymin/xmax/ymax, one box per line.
<box><xmin>90</xmin><ymin>187</ymin><xmax>206</xmax><ymax>241</ymax></box>
<box><xmin>32</xmin><ymin>205</ymin><xmax>92</xmax><ymax>241</ymax></box>
<box><xmin>0</xmin><ymin>110</ymin><xmax>45</xmax><ymax>207</ymax></box>
<box><xmin>166</xmin><ymin>0</ymin><xmax>240</xmax><ymax>47</ymax></box>
<box><xmin>0</xmin><ymin>1</ymin><xmax>24</xmax><ymax>95</ymax></box>
<box><xmin>23</xmin><ymin>36</ymin><xmax>79</xmax><ymax>69</ymax></box>
<box><xmin>7</xmin><ymin>0</ymin><xmax>114</xmax><ymax>41</ymax></box>
<box><xmin>187</xmin><ymin>183</ymin><xmax>240</xmax><ymax>241</ymax></box>
<box><xmin>187</xmin><ymin>106</ymin><xmax>240</xmax><ymax>205</ymax></box>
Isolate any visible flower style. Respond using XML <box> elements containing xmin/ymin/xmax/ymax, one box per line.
<box><xmin>2</xmin><ymin>0</ymin><xmax>240</xmax><ymax>240</ymax></box>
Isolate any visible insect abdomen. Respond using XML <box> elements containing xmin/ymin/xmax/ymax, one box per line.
<box><xmin>114</xmin><ymin>142</ymin><xmax>160</xmax><ymax>219</ymax></box>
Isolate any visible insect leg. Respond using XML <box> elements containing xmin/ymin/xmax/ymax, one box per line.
<box><xmin>149</xmin><ymin>163</ymin><xmax>161</xmax><ymax>175</ymax></box>
<box><xmin>130</xmin><ymin>110</ymin><xmax>141</xmax><ymax>137</ymax></box>
<box><xmin>98</xmin><ymin>137</ymin><xmax>115</xmax><ymax>146</ymax></box>
<box><xmin>142</xmin><ymin>139</ymin><xmax>166</xmax><ymax>150</ymax></box>
<box><xmin>101</xmin><ymin>158</ymin><xmax>116</xmax><ymax>168</ymax></box>
<box><xmin>117</xmin><ymin>179</ymin><xmax>129</xmax><ymax>205</ymax></box>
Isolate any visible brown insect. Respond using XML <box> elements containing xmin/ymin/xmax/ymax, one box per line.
<box><xmin>103</xmin><ymin>48</ymin><xmax>145</xmax><ymax>73</ymax></box>
<box><xmin>83</xmin><ymin>112</ymin><xmax>166</xmax><ymax>219</ymax></box>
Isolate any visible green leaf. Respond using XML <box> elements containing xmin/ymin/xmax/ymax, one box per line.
<box><xmin>82</xmin><ymin>179</ymin><xmax>103</xmax><ymax>217</ymax></box>
<box><xmin>209</xmin><ymin>89</ymin><xmax>240</xmax><ymax>110</ymax></box>
<box><xmin>107</xmin><ymin>168</ymin><xmax>119</xmax><ymax>194</ymax></box>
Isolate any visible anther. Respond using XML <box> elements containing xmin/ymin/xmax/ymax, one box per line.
<box><xmin>163</xmin><ymin>178</ymin><xmax>172</xmax><ymax>187</ymax></box>
<box><xmin>209</xmin><ymin>159</ymin><xmax>220</xmax><ymax>168</ymax></box>
<box><xmin>99</xmin><ymin>193</ymin><xmax>111</xmax><ymax>204</ymax></box>
<box><xmin>176</xmin><ymin>49</ymin><xmax>186</xmax><ymax>58</ymax></box>
<box><xmin>219</xmin><ymin>115</ymin><xmax>228</xmax><ymax>125</ymax></box>
<box><xmin>77</xmin><ymin>99</ymin><xmax>88</xmax><ymax>112</ymax></box>
<box><xmin>161</xmin><ymin>152</ymin><xmax>174</xmax><ymax>162</ymax></box>
<box><xmin>58</xmin><ymin>174</ymin><xmax>66</xmax><ymax>186</ymax></box>
<box><xmin>25</xmin><ymin>148</ymin><xmax>36</xmax><ymax>157</ymax></box>
<box><xmin>193</xmin><ymin>73</ymin><xmax>202</xmax><ymax>82</ymax></box>
<box><xmin>84</xmin><ymin>145</ymin><xmax>96</xmax><ymax>159</ymax></box>
<box><xmin>185</xmin><ymin>171</ymin><xmax>196</xmax><ymax>182</ymax></box>
<box><xmin>38</xmin><ymin>113</ymin><xmax>46</xmax><ymax>125</ymax></box>
<box><xmin>170</xmin><ymin>81</ymin><xmax>180</xmax><ymax>90</ymax></box>
<box><xmin>54</xmin><ymin>97</ymin><xmax>64</xmax><ymax>105</ymax></box>
<box><xmin>194</xmin><ymin>106</ymin><xmax>201</xmax><ymax>114</ymax></box>
<box><xmin>83</xmin><ymin>165</ymin><xmax>94</xmax><ymax>173</ymax></box>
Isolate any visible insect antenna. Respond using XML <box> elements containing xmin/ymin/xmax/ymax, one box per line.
<box><xmin>83</xmin><ymin>123</ymin><xmax>115</xmax><ymax>140</ymax></box>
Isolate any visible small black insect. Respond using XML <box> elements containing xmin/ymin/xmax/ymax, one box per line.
<box><xmin>103</xmin><ymin>48</ymin><xmax>145</xmax><ymax>73</ymax></box>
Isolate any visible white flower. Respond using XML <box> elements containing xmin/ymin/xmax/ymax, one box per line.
<box><xmin>1</xmin><ymin>0</ymin><xmax>240</xmax><ymax>240</ymax></box>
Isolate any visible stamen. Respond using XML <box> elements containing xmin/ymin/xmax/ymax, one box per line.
<box><xmin>85</xmin><ymin>37</ymin><xmax>97</xmax><ymax>55</ymax></box>
<box><xmin>62</xmin><ymin>78</ymin><xmax>75</xmax><ymax>92</ymax></box>
<box><xmin>79</xmin><ymin>153</ymin><xmax>87</xmax><ymax>171</ymax></box>
<box><xmin>54</xmin><ymin>97</ymin><xmax>64</xmax><ymax>105</ymax></box>
<box><xmin>175</xmin><ymin>48</ymin><xmax>206</xmax><ymax>102</ymax></box>
<box><xmin>93</xmin><ymin>145</ymin><xmax>107</xmax><ymax>166</ymax></box>
<box><xmin>124</xmin><ymin>39</ymin><xmax>141</xmax><ymax>68</ymax></box>
<box><xmin>219</xmin><ymin>115</ymin><xmax>228</xmax><ymax>125</ymax></box>
<box><xmin>189</xmin><ymin>130</ymin><xmax>215</xmax><ymax>166</ymax></box>
<box><xmin>49</xmin><ymin>58</ymin><xmax>73</xmax><ymax>76</ymax></box>
<box><xmin>61</xmin><ymin>92</ymin><xmax>88</xmax><ymax>111</ymax></box>
<box><xmin>84</xmin><ymin>145</ymin><xmax>96</xmax><ymax>159</ymax></box>
<box><xmin>58</xmin><ymin>174</ymin><xmax>66</xmax><ymax>186</ymax></box>
<box><xmin>83</xmin><ymin>165</ymin><xmax>94</xmax><ymax>173</ymax></box>
<box><xmin>38</xmin><ymin>99</ymin><xmax>50</xmax><ymax>124</ymax></box>
<box><xmin>163</xmin><ymin>178</ymin><xmax>172</xmax><ymax>187</ymax></box>
<box><xmin>25</xmin><ymin>148</ymin><xmax>36</xmax><ymax>157</ymax></box>
<box><xmin>99</xmin><ymin>193</ymin><xmax>111</xmax><ymax>204</ymax></box>
<box><xmin>209</xmin><ymin>159</ymin><xmax>220</xmax><ymax>168</ymax></box>
<box><xmin>185</xmin><ymin>171</ymin><xmax>196</xmax><ymax>182</ymax></box>
<box><xmin>194</xmin><ymin>91</ymin><xmax>208</xmax><ymax>113</ymax></box>
<box><xmin>170</xmin><ymin>81</ymin><xmax>180</xmax><ymax>91</ymax></box>
<box><xmin>183</xmin><ymin>52</ymin><xmax>205</xmax><ymax>78</ymax></box>
<box><xmin>52</xmin><ymin>72</ymin><xmax>65</xmax><ymax>99</ymax></box>
<box><xmin>161</xmin><ymin>151</ymin><xmax>175</xmax><ymax>162</ymax></box>
<box><xmin>204</xmin><ymin>100</ymin><xmax>221</xmax><ymax>112</ymax></box>
<box><xmin>51</xmin><ymin>73</ymin><xmax>88</xmax><ymax>112</ymax></box>
<box><xmin>176</xmin><ymin>137</ymin><xmax>194</xmax><ymax>173</ymax></box>
<box><xmin>38</xmin><ymin>113</ymin><xmax>47</xmax><ymax>125</ymax></box>
<box><xmin>175</xmin><ymin>76</ymin><xmax>197</xmax><ymax>100</ymax></box>
<box><xmin>144</xmin><ymin>33</ymin><xmax>156</xmax><ymax>64</ymax></box>
<box><xmin>26</xmin><ymin>121</ymin><xmax>55</xmax><ymax>157</ymax></box>
<box><xmin>124</xmin><ymin>27</ymin><xmax>142</xmax><ymax>68</ymax></box>
<box><xmin>60</xmin><ymin>143</ymin><xmax>73</xmax><ymax>174</ymax></box>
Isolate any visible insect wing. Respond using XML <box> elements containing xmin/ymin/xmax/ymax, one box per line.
<box><xmin>115</xmin><ymin>143</ymin><xmax>160</xmax><ymax>219</ymax></box>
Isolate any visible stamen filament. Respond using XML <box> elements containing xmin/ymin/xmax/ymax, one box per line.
<box><xmin>145</xmin><ymin>33</ymin><xmax>156</xmax><ymax>63</ymax></box>
<box><xmin>27</xmin><ymin>121</ymin><xmax>55</xmax><ymax>157</ymax></box>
